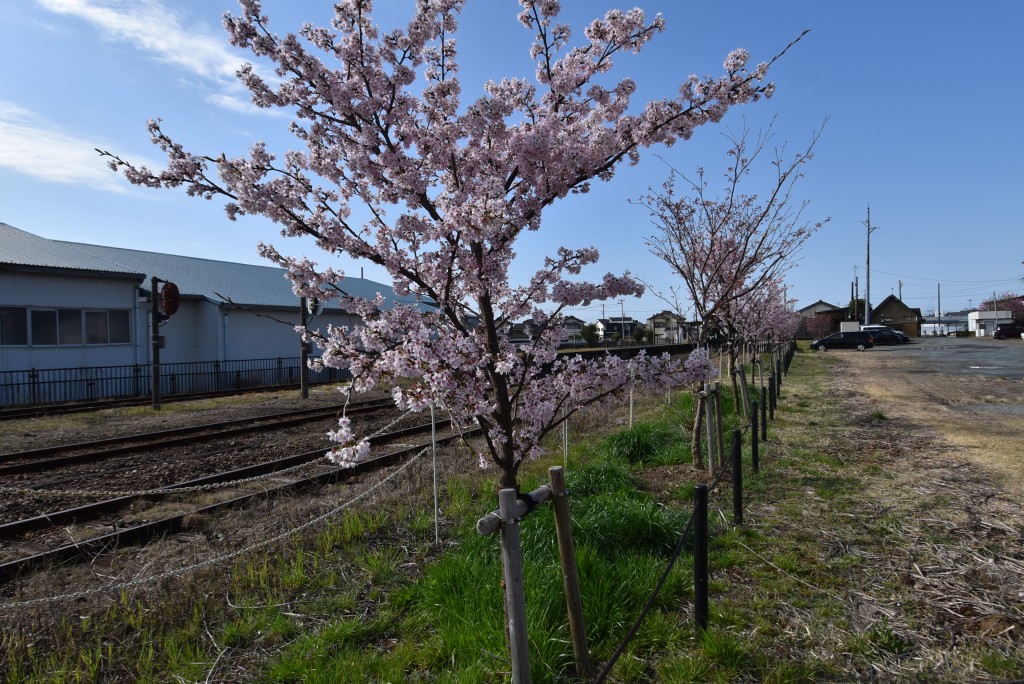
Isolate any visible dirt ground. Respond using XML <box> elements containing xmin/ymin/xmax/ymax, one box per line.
<box><xmin>824</xmin><ymin>338</ymin><xmax>1024</xmax><ymax>498</ymax></box>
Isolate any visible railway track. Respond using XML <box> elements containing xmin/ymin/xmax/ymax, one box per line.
<box><xmin>0</xmin><ymin>417</ymin><xmax>472</xmax><ymax>585</ymax></box>
<box><xmin>0</xmin><ymin>382</ymin><xmax>342</xmax><ymax>421</ymax></box>
<box><xmin>0</xmin><ymin>397</ymin><xmax>392</xmax><ymax>477</ymax></box>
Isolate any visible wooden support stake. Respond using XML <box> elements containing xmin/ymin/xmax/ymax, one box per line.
<box><xmin>702</xmin><ymin>389</ymin><xmax>717</xmax><ymax>476</ymax></box>
<box><xmin>549</xmin><ymin>467</ymin><xmax>591</xmax><ymax>681</ymax></box>
<box><xmin>736</xmin><ymin>365</ymin><xmax>751</xmax><ymax>418</ymax></box>
<box><xmin>713</xmin><ymin>382</ymin><xmax>725</xmax><ymax>469</ymax></box>
<box><xmin>477</xmin><ymin>484</ymin><xmax>552</xmax><ymax>536</ymax></box>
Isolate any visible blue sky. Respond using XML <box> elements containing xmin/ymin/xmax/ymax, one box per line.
<box><xmin>2</xmin><ymin>0</ymin><xmax>1022</xmax><ymax>321</ymax></box>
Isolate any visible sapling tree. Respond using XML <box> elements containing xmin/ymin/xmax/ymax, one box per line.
<box><xmin>100</xmin><ymin>0</ymin><xmax>783</xmax><ymax>489</ymax></box>
<box><xmin>806</xmin><ymin>310</ymin><xmax>836</xmax><ymax>340</ymax></box>
<box><xmin>641</xmin><ymin>118</ymin><xmax>827</xmax><ymax>349</ymax></box>
<box><xmin>640</xmin><ymin>118</ymin><xmax>826</xmax><ymax>449</ymax></box>
<box><xmin>727</xmin><ymin>277</ymin><xmax>799</xmax><ymax>351</ymax></box>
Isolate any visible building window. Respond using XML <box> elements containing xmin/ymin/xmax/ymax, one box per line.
<box><xmin>109</xmin><ymin>310</ymin><xmax>131</xmax><ymax>344</ymax></box>
<box><xmin>31</xmin><ymin>310</ymin><xmax>58</xmax><ymax>345</ymax></box>
<box><xmin>0</xmin><ymin>307</ymin><xmax>28</xmax><ymax>345</ymax></box>
<box><xmin>0</xmin><ymin>307</ymin><xmax>131</xmax><ymax>346</ymax></box>
<box><xmin>85</xmin><ymin>311</ymin><xmax>108</xmax><ymax>344</ymax></box>
<box><xmin>60</xmin><ymin>309</ymin><xmax>83</xmax><ymax>345</ymax></box>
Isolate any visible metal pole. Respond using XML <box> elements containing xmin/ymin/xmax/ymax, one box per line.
<box><xmin>620</xmin><ymin>298</ymin><xmax>626</xmax><ymax>345</ymax></box>
<box><xmin>865</xmin><ymin>207</ymin><xmax>880</xmax><ymax>326</ymax></box>
<box><xmin>760</xmin><ymin>386</ymin><xmax>768</xmax><ymax>442</ymax></box>
<box><xmin>299</xmin><ymin>297</ymin><xmax>309</xmax><ymax>399</ymax></box>
<box><xmin>751</xmin><ymin>400</ymin><xmax>759</xmax><ymax>473</ymax></box>
<box><xmin>499</xmin><ymin>488</ymin><xmax>531</xmax><ymax>683</ymax></box>
<box><xmin>694</xmin><ymin>484</ymin><xmax>709</xmax><ymax>632</ymax></box>
<box><xmin>432</xmin><ymin>404</ymin><xmax>440</xmax><ymax>545</ymax></box>
<box><xmin>562</xmin><ymin>410</ymin><xmax>568</xmax><ymax>468</ymax></box>
<box><xmin>731</xmin><ymin>428</ymin><xmax>743</xmax><ymax>525</ymax></box>
<box><xmin>150</xmin><ymin>276</ymin><xmax>161</xmax><ymax>410</ymax></box>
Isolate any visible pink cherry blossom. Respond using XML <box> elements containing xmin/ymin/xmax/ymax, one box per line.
<box><xmin>99</xmin><ymin>0</ymin><xmax>781</xmax><ymax>488</ymax></box>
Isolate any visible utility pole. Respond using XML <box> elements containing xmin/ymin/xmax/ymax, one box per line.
<box><xmin>854</xmin><ymin>275</ymin><xmax>859</xmax><ymax>321</ymax></box>
<box><xmin>898</xmin><ymin>280</ymin><xmax>903</xmax><ymax>300</ymax></box>
<box><xmin>864</xmin><ymin>207</ymin><xmax>880</xmax><ymax>325</ymax></box>
<box><xmin>937</xmin><ymin>283</ymin><xmax>942</xmax><ymax>336</ymax></box>
<box><xmin>619</xmin><ymin>299</ymin><xmax>626</xmax><ymax>345</ymax></box>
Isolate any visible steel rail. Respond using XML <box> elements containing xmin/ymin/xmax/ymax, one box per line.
<box><xmin>0</xmin><ymin>419</ymin><xmax>470</xmax><ymax>585</ymax></box>
<box><xmin>0</xmin><ymin>381</ymin><xmax>344</xmax><ymax>421</ymax></box>
<box><xmin>0</xmin><ymin>398</ymin><xmax>393</xmax><ymax>475</ymax></box>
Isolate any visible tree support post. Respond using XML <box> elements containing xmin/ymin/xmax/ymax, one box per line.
<box><xmin>768</xmin><ymin>375</ymin><xmax>776</xmax><ymax>421</ymax></box>
<box><xmin>549</xmin><ymin>467</ymin><xmax>591</xmax><ymax>681</ymax></box>
<box><xmin>760</xmin><ymin>386</ymin><xmax>768</xmax><ymax>441</ymax></box>
<box><xmin>730</xmin><ymin>427</ymin><xmax>743</xmax><ymax>525</ymax></box>
<box><xmin>498</xmin><ymin>488</ymin><xmax>531</xmax><ymax>683</ymax></box>
<box><xmin>750</xmin><ymin>400</ymin><xmax>759</xmax><ymax>473</ymax></box>
<box><xmin>701</xmin><ymin>388</ymin><xmax>717</xmax><ymax>476</ymax></box>
<box><xmin>736</xmin><ymin>365</ymin><xmax>751</xmax><ymax>419</ymax></box>
<box><xmin>713</xmin><ymin>382</ymin><xmax>726</xmax><ymax>468</ymax></box>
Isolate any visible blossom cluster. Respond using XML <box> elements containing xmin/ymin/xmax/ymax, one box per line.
<box><xmin>101</xmin><ymin>0</ymin><xmax>776</xmax><ymax>487</ymax></box>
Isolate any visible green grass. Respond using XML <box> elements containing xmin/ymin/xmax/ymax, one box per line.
<box><xmin>5</xmin><ymin>344</ymin><xmax>1022</xmax><ymax>682</ymax></box>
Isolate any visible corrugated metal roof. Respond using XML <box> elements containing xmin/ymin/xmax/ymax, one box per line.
<box><xmin>0</xmin><ymin>222</ymin><xmax>145</xmax><ymax>277</ymax></box>
<box><xmin>1</xmin><ymin>222</ymin><xmax>426</xmax><ymax>311</ymax></box>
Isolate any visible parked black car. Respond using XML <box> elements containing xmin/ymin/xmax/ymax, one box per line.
<box><xmin>993</xmin><ymin>322</ymin><xmax>1024</xmax><ymax>339</ymax></box>
<box><xmin>867</xmin><ymin>328</ymin><xmax>903</xmax><ymax>345</ymax></box>
<box><xmin>811</xmin><ymin>331</ymin><xmax>874</xmax><ymax>351</ymax></box>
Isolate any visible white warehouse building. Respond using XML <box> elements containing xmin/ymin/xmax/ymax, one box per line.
<box><xmin>0</xmin><ymin>223</ymin><xmax>419</xmax><ymax>405</ymax></box>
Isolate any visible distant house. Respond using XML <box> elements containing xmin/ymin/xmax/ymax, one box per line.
<box><xmin>560</xmin><ymin>315</ymin><xmax>586</xmax><ymax>347</ymax></box>
<box><xmin>797</xmin><ymin>300</ymin><xmax>841</xmax><ymax>318</ymax></box>
<box><xmin>967</xmin><ymin>310</ymin><xmax>1013</xmax><ymax>337</ymax></box>
<box><xmin>796</xmin><ymin>300</ymin><xmax>842</xmax><ymax>339</ymax></box>
<box><xmin>870</xmin><ymin>296</ymin><xmax>923</xmax><ymax>337</ymax></box>
<box><xmin>596</xmin><ymin>316</ymin><xmax>637</xmax><ymax>342</ymax></box>
<box><xmin>646</xmin><ymin>310</ymin><xmax>686</xmax><ymax>344</ymax></box>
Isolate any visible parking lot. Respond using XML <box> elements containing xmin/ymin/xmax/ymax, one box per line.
<box><xmin>883</xmin><ymin>335</ymin><xmax>1024</xmax><ymax>380</ymax></box>
<box><xmin>824</xmin><ymin>335</ymin><xmax>1024</xmax><ymax>495</ymax></box>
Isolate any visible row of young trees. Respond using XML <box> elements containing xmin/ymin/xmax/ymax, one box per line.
<box><xmin>100</xmin><ymin>0</ymin><xmax>821</xmax><ymax>489</ymax></box>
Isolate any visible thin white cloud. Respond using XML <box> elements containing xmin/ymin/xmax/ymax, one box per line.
<box><xmin>36</xmin><ymin>0</ymin><xmax>244</xmax><ymax>82</ymax></box>
<box><xmin>0</xmin><ymin>102</ymin><xmax>135</xmax><ymax>192</ymax></box>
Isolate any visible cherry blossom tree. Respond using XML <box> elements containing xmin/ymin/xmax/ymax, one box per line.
<box><xmin>99</xmin><ymin>0</ymin><xmax>784</xmax><ymax>489</ymax></box>
<box><xmin>641</xmin><ymin>118</ymin><xmax>827</xmax><ymax>348</ymax></box>
<box><xmin>806</xmin><ymin>311</ymin><xmax>836</xmax><ymax>340</ymax></box>
<box><xmin>979</xmin><ymin>292</ymin><xmax>1024</xmax><ymax>321</ymax></box>
<box><xmin>727</xmin><ymin>277</ymin><xmax>799</xmax><ymax>346</ymax></box>
<box><xmin>639</xmin><ymin>118</ymin><xmax>825</xmax><ymax>449</ymax></box>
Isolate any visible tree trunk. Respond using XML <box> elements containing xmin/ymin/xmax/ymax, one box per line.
<box><xmin>728</xmin><ymin>343</ymin><xmax>740</xmax><ymax>411</ymax></box>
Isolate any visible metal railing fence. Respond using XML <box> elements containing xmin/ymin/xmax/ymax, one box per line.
<box><xmin>0</xmin><ymin>357</ymin><xmax>349</xmax><ymax>408</ymax></box>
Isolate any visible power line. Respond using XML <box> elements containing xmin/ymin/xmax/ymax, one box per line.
<box><xmin>871</xmin><ymin>269</ymin><xmax>1022</xmax><ymax>284</ymax></box>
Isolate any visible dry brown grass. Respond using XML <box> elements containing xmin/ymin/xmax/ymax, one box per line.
<box><xmin>834</xmin><ymin>347</ymin><xmax>1024</xmax><ymax>498</ymax></box>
